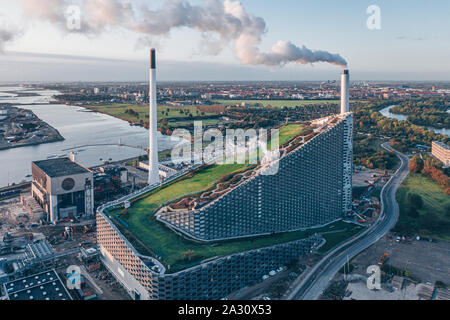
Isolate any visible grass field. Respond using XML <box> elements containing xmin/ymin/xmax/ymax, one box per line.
<box><xmin>214</xmin><ymin>99</ymin><xmax>340</xmax><ymax>108</ymax></box>
<box><xmin>87</xmin><ymin>104</ymin><xmax>216</xmax><ymax>126</ymax></box>
<box><xmin>396</xmin><ymin>173</ymin><xmax>450</xmax><ymax>241</ymax></box>
<box><xmin>318</xmin><ymin>223</ymin><xmax>364</xmax><ymax>253</ymax></box>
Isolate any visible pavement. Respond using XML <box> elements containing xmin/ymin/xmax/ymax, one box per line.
<box><xmin>288</xmin><ymin>144</ymin><xmax>410</xmax><ymax>300</ymax></box>
<box><xmin>344</xmin><ymin>281</ymin><xmax>420</xmax><ymax>300</ymax></box>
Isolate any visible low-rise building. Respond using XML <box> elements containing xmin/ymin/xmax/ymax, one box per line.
<box><xmin>432</xmin><ymin>141</ymin><xmax>450</xmax><ymax>167</ymax></box>
<box><xmin>31</xmin><ymin>157</ymin><xmax>94</xmax><ymax>223</ymax></box>
<box><xmin>2</xmin><ymin>269</ymin><xmax>72</xmax><ymax>300</ymax></box>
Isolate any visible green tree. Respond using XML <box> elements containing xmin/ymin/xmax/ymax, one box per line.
<box><xmin>407</xmin><ymin>193</ymin><xmax>423</xmax><ymax>209</ymax></box>
<box><xmin>407</xmin><ymin>206</ymin><xmax>419</xmax><ymax>219</ymax></box>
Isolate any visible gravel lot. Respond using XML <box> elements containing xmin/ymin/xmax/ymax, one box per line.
<box><xmin>352</xmin><ymin>233</ymin><xmax>450</xmax><ymax>284</ymax></box>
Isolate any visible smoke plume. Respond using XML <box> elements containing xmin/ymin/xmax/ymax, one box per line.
<box><xmin>16</xmin><ymin>0</ymin><xmax>347</xmax><ymax>67</ymax></box>
<box><xmin>0</xmin><ymin>28</ymin><xmax>19</xmax><ymax>52</ymax></box>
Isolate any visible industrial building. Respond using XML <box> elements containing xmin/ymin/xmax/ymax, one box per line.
<box><xmin>31</xmin><ymin>156</ymin><xmax>94</xmax><ymax>223</ymax></box>
<box><xmin>93</xmin><ymin>165</ymin><xmax>128</xmax><ymax>201</ymax></box>
<box><xmin>139</xmin><ymin>161</ymin><xmax>178</xmax><ymax>179</ymax></box>
<box><xmin>157</xmin><ymin>113</ymin><xmax>353</xmax><ymax>241</ymax></box>
<box><xmin>432</xmin><ymin>141</ymin><xmax>450</xmax><ymax>167</ymax></box>
<box><xmin>2</xmin><ymin>269</ymin><xmax>72</xmax><ymax>300</ymax></box>
<box><xmin>95</xmin><ymin>51</ymin><xmax>354</xmax><ymax>299</ymax></box>
<box><xmin>97</xmin><ymin>213</ymin><xmax>323</xmax><ymax>300</ymax></box>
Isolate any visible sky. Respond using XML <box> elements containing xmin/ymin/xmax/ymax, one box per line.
<box><xmin>0</xmin><ymin>0</ymin><xmax>450</xmax><ymax>82</ymax></box>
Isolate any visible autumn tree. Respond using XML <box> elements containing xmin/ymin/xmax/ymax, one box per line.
<box><xmin>409</xmin><ymin>155</ymin><xmax>424</xmax><ymax>173</ymax></box>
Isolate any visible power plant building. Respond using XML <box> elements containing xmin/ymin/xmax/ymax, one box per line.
<box><xmin>95</xmin><ymin>53</ymin><xmax>354</xmax><ymax>300</ymax></box>
<box><xmin>157</xmin><ymin>113</ymin><xmax>353</xmax><ymax>241</ymax></box>
<box><xmin>31</xmin><ymin>157</ymin><xmax>94</xmax><ymax>223</ymax></box>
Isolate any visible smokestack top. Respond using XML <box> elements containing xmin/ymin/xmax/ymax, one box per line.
<box><xmin>342</xmin><ymin>69</ymin><xmax>349</xmax><ymax>75</ymax></box>
<box><xmin>150</xmin><ymin>48</ymin><xmax>156</xmax><ymax>69</ymax></box>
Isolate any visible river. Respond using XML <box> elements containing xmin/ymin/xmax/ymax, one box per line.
<box><xmin>379</xmin><ymin>105</ymin><xmax>450</xmax><ymax>137</ymax></box>
<box><xmin>0</xmin><ymin>87</ymin><xmax>179</xmax><ymax>187</ymax></box>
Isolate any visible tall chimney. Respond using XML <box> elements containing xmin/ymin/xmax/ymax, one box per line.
<box><xmin>148</xmin><ymin>48</ymin><xmax>160</xmax><ymax>186</ymax></box>
<box><xmin>341</xmin><ymin>69</ymin><xmax>349</xmax><ymax>114</ymax></box>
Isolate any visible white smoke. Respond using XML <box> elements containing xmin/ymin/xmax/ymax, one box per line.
<box><xmin>16</xmin><ymin>0</ymin><xmax>347</xmax><ymax>67</ymax></box>
<box><xmin>17</xmin><ymin>0</ymin><xmax>69</xmax><ymax>27</ymax></box>
<box><xmin>17</xmin><ymin>0</ymin><xmax>133</xmax><ymax>34</ymax></box>
<box><xmin>0</xmin><ymin>25</ymin><xmax>21</xmax><ymax>52</ymax></box>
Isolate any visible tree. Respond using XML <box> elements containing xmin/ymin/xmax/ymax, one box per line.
<box><xmin>407</xmin><ymin>193</ymin><xmax>423</xmax><ymax>209</ymax></box>
<box><xmin>446</xmin><ymin>204</ymin><xmax>450</xmax><ymax>218</ymax></box>
<box><xmin>407</xmin><ymin>206</ymin><xmax>419</xmax><ymax>218</ymax></box>
<box><xmin>409</xmin><ymin>155</ymin><xmax>424</xmax><ymax>173</ymax></box>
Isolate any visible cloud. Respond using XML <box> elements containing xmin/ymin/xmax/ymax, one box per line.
<box><xmin>0</xmin><ymin>25</ymin><xmax>21</xmax><ymax>52</ymax></box>
<box><xmin>15</xmin><ymin>0</ymin><xmax>347</xmax><ymax>68</ymax></box>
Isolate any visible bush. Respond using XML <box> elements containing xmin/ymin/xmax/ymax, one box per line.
<box><xmin>435</xmin><ymin>281</ymin><xmax>448</xmax><ymax>289</ymax></box>
<box><xmin>407</xmin><ymin>206</ymin><xmax>419</xmax><ymax>218</ymax></box>
<box><xmin>407</xmin><ymin>193</ymin><xmax>423</xmax><ymax>209</ymax></box>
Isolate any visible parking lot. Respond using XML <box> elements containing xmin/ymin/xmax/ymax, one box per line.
<box><xmin>352</xmin><ymin>233</ymin><xmax>450</xmax><ymax>284</ymax></box>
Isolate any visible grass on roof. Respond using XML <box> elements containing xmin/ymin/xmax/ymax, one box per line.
<box><xmin>110</xmin><ymin>203</ymin><xmax>363</xmax><ymax>272</ymax></box>
<box><xmin>107</xmin><ymin>122</ymin><xmax>362</xmax><ymax>271</ymax></box>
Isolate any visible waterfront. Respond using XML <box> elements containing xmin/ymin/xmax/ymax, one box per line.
<box><xmin>0</xmin><ymin>87</ymin><xmax>178</xmax><ymax>187</ymax></box>
<box><xmin>380</xmin><ymin>105</ymin><xmax>450</xmax><ymax>137</ymax></box>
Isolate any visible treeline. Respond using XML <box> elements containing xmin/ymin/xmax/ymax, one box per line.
<box><xmin>391</xmin><ymin>99</ymin><xmax>449</xmax><ymax>114</ymax></box>
<box><xmin>354</xmin><ymin>101</ymin><xmax>449</xmax><ymax>153</ymax></box>
<box><xmin>353</xmin><ymin>134</ymin><xmax>398</xmax><ymax>169</ymax></box>
<box><xmin>390</xmin><ymin>99</ymin><xmax>450</xmax><ymax>129</ymax></box>
<box><xmin>409</xmin><ymin>155</ymin><xmax>450</xmax><ymax>195</ymax></box>
<box><xmin>56</xmin><ymin>94</ymin><xmax>114</xmax><ymax>102</ymax></box>
<box><xmin>407</xmin><ymin>114</ymin><xmax>450</xmax><ymax>129</ymax></box>
<box><xmin>197</xmin><ymin>104</ymin><xmax>226</xmax><ymax>114</ymax></box>
<box><xmin>125</xmin><ymin>108</ymin><xmax>140</xmax><ymax>117</ymax></box>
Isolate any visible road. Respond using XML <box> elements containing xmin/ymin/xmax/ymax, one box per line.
<box><xmin>288</xmin><ymin>144</ymin><xmax>410</xmax><ymax>300</ymax></box>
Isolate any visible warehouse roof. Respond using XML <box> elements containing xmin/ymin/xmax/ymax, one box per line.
<box><xmin>33</xmin><ymin>158</ymin><xmax>90</xmax><ymax>178</ymax></box>
<box><xmin>3</xmin><ymin>269</ymin><xmax>72</xmax><ymax>300</ymax></box>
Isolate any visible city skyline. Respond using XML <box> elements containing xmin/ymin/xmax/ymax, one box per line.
<box><xmin>1</xmin><ymin>0</ymin><xmax>450</xmax><ymax>82</ymax></box>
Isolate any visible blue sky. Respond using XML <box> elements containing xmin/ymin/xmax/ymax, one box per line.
<box><xmin>1</xmin><ymin>0</ymin><xmax>450</xmax><ymax>82</ymax></box>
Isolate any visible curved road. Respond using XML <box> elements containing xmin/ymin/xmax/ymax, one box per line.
<box><xmin>289</xmin><ymin>144</ymin><xmax>410</xmax><ymax>300</ymax></box>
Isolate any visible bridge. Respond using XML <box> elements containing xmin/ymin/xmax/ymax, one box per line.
<box><xmin>62</xmin><ymin>140</ymin><xmax>148</xmax><ymax>153</ymax></box>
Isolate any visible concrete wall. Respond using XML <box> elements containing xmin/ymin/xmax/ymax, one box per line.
<box><xmin>49</xmin><ymin>172</ymin><xmax>93</xmax><ymax>195</ymax></box>
<box><xmin>99</xmin><ymin>245</ymin><xmax>151</xmax><ymax>300</ymax></box>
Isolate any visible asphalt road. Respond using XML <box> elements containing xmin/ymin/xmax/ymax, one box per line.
<box><xmin>289</xmin><ymin>144</ymin><xmax>410</xmax><ymax>300</ymax></box>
